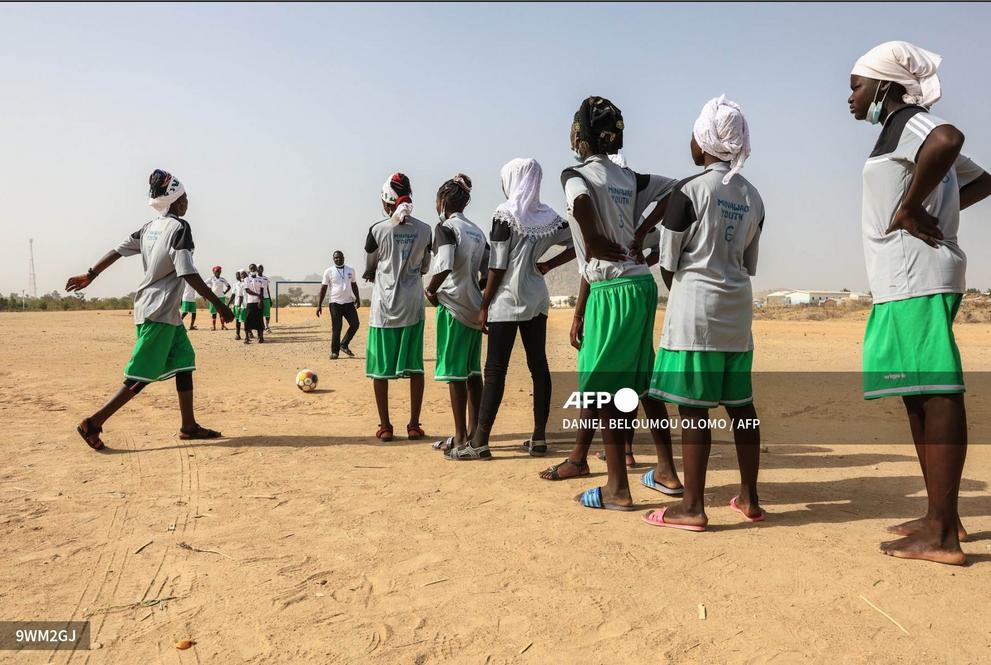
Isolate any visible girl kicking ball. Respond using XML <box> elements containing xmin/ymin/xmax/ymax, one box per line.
<box><xmin>849</xmin><ymin>42</ymin><xmax>991</xmax><ymax>564</ymax></box>
<box><xmin>66</xmin><ymin>170</ymin><xmax>234</xmax><ymax>450</ymax></box>
<box><xmin>421</xmin><ymin>175</ymin><xmax>490</xmax><ymax>458</ymax></box>
<box><xmin>365</xmin><ymin>173</ymin><xmax>433</xmax><ymax>441</ymax></box>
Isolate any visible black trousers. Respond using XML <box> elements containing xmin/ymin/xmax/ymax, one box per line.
<box><xmin>330</xmin><ymin>302</ymin><xmax>360</xmax><ymax>354</ymax></box>
<box><xmin>245</xmin><ymin>302</ymin><xmax>265</xmax><ymax>332</ymax></box>
<box><xmin>474</xmin><ymin>314</ymin><xmax>551</xmax><ymax>447</ymax></box>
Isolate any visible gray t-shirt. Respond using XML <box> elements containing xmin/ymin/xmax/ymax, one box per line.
<box><xmin>431</xmin><ymin>212</ymin><xmax>489</xmax><ymax>330</ymax></box>
<box><xmin>115</xmin><ymin>214</ymin><xmax>198</xmax><ymax>326</ymax></box>
<box><xmin>363</xmin><ymin>216</ymin><xmax>432</xmax><ymax>328</ymax></box>
<box><xmin>561</xmin><ymin>155</ymin><xmax>676</xmax><ymax>283</ymax></box>
<box><xmin>861</xmin><ymin>106</ymin><xmax>984</xmax><ymax>304</ymax></box>
<box><xmin>659</xmin><ymin>163</ymin><xmax>764</xmax><ymax>352</ymax></box>
<box><xmin>487</xmin><ymin>215</ymin><xmax>573</xmax><ymax>323</ymax></box>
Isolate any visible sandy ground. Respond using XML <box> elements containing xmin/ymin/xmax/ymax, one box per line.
<box><xmin>1</xmin><ymin>308</ymin><xmax>990</xmax><ymax>664</ymax></box>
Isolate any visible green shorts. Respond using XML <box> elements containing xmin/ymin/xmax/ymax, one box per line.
<box><xmin>123</xmin><ymin>321</ymin><xmax>196</xmax><ymax>382</ymax></box>
<box><xmin>208</xmin><ymin>302</ymin><xmax>218</xmax><ymax>315</ymax></box>
<box><xmin>263</xmin><ymin>298</ymin><xmax>272</xmax><ymax>318</ymax></box>
<box><xmin>366</xmin><ymin>321</ymin><xmax>425</xmax><ymax>379</ymax></box>
<box><xmin>863</xmin><ymin>293</ymin><xmax>964</xmax><ymax>400</ymax></box>
<box><xmin>236</xmin><ymin>305</ymin><xmax>246</xmax><ymax>322</ymax></box>
<box><xmin>649</xmin><ymin>349</ymin><xmax>753</xmax><ymax>408</ymax></box>
<box><xmin>180</xmin><ymin>300</ymin><xmax>197</xmax><ymax>314</ymax></box>
<box><xmin>434</xmin><ymin>306</ymin><xmax>482</xmax><ymax>382</ymax></box>
<box><xmin>579</xmin><ymin>274</ymin><xmax>657</xmax><ymax>395</ymax></box>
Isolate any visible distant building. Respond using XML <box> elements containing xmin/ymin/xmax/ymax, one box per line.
<box><xmin>765</xmin><ymin>290</ymin><xmax>871</xmax><ymax>306</ymax></box>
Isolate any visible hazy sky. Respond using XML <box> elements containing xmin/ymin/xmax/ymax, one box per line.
<box><xmin>2</xmin><ymin>2</ymin><xmax>991</xmax><ymax>297</ymax></box>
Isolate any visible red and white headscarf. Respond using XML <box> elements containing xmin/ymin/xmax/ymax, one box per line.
<box><xmin>381</xmin><ymin>172</ymin><xmax>413</xmax><ymax>224</ymax></box>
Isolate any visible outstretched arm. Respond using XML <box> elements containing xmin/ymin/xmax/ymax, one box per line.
<box><xmin>65</xmin><ymin>249</ymin><xmax>124</xmax><ymax>292</ymax></box>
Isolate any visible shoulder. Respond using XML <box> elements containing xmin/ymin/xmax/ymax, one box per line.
<box><xmin>871</xmin><ymin>106</ymin><xmax>932</xmax><ymax>157</ymax></box>
<box><xmin>673</xmin><ymin>170</ymin><xmax>711</xmax><ymax>197</ymax></box>
<box><xmin>434</xmin><ymin>221</ymin><xmax>457</xmax><ymax>245</ymax></box>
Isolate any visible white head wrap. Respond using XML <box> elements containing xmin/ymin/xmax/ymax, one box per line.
<box><xmin>693</xmin><ymin>95</ymin><xmax>751</xmax><ymax>185</ymax></box>
<box><xmin>607</xmin><ymin>151</ymin><xmax>628</xmax><ymax>169</ymax></box>
<box><xmin>149</xmin><ymin>174</ymin><xmax>186</xmax><ymax>214</ymax></box>
<box><xmin>381</xmin><ymin>176</ymin><xmax>413</xmax><ymax>225</ymax></box>
<box><xmin>493</xmin><ymin>158</ymin><xmax>564</xmax><ymax>238</ymax></box>
<box><xmin>851</xmin><ymin>41</ymin><xmax>942</xmax><ymax>108</ymax></box>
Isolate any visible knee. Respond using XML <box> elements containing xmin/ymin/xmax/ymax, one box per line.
<box><xmin>175</xmin><ymin>371</ymin><xmax>193</xmax><ymax>392</ymax></box>
<box><xmin>123</xmin><ymin>379</ymin><xmax>148</xmax><ymax>394</ymax></box>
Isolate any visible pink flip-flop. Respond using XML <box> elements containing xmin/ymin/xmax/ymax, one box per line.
<box><xmin>729</xmin><ymin>496</ymin><xmax>766</xmax><ymax>522</ymax></box>
<box><xmin>642</xmin><ymin>508</ymin><xmax>706</xmax><ymax>532</ymax></box>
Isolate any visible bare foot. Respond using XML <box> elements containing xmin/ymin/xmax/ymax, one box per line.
<box><xmin>651</xmin><ymin>466</ymin><xmax>683</xmax><ymax>493</ymax></box>
<box><xmin>731</xmin><ymin>496</ymin><xmax>765</xmax><ymax>521</ymax></box>
<box><xmin>880</xmin><ymin>531</ymin><xmax>966</xmax><ymax>566</ymax></box>
<box><xmin>887</xmin><ymin>516</ymin><xmax>969</xmax><ymax>542</ymax></box>
<box><xmin>657</xmin><ymin>503</ymin><xmax>708</xmax><ymax>529</ymax></box>
<box><xmin>598</xmin><ymin>486</ymin><xmax>634</xmax><ymax>509</ymax></box>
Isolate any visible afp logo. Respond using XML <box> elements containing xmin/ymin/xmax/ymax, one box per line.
<box><xmin>563</xmin><ymin>387</ymin><xmax>640</xmax><ymax>413</ymax></box>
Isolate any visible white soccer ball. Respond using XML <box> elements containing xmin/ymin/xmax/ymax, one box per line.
<box><xmin>296</xmin><ymin>369</ymin><xmax>318</xmax><ymax>392</ymax></box>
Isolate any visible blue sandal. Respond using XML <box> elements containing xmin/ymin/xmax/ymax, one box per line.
<box><xmin>640</xmin><ymin>469</ymin><xmax>684</xmax><ymax>496</ymax></box>
<box><xmin>574</xmin><ymin>487</ymin><xmax>635</xmax><ymax>512</ymax></box>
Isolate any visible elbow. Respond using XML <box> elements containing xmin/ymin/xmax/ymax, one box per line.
<box><xmin>935</xmin><ymin>125</ymin><xmax>965</xmax><ymax>153</ymax></box>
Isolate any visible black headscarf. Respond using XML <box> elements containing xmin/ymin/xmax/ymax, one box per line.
<box><xmin>572</xmin><ymin>96</ymin><xmax>624</xmax><ymax>155</ymax></box>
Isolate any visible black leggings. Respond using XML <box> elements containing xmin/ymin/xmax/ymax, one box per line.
<box><xmin>473</xmin><ymin>314</ymin><xmax>551</xmax><ymax>448</ymax></box>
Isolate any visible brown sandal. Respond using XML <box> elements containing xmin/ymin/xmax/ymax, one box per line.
<box><xmin>539</xmin><ymin>458</ymin><xmax>590</xmax><ymax>481</ymax></box>
<box><xmin>77</xmin><ymin>418</ymin><xmax>105</xmax><ymax>451</ymax></box>
<box><xmin>376</xmin><ymin>424</ymin><xmax>394</xmax><ymax>442</ymax></box>
<box><xmin>406</xmin><ymin>423</ymin><xmax>425</xmax><ymax>440</ymax></box>
<box><xmin>179</xmin><ymin>424</ymin><xmax>222</xmax><ymax>440</ymax></box>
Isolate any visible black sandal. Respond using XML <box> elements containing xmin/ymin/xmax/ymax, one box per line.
<box><xmin>76</xmin><ymin>418</ymin><xmax>105</xmax><ymax>451</ymax></box>
<box><xmin>522</xmin><ymin>439</ymin><xmax>548</xmax><ymax>457</ymax></box>
<box><xmin>179</xmin><ymin>424</ymin><xmax>222</xmax><ymax>440</ymax></box>
<box><xmin>539</xmin><ymin>458</ymin><xmax>589</xmax><ymax>481</ymax></box>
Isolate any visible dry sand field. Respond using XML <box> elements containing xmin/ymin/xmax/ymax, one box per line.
<box><xmin>2</xmin><ymin>308</ymin><xmax>990</xmax><ymax>664</ymax></box>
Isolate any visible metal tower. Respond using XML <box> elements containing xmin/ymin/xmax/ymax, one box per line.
<box><xmin>28</xmin><ymin>238</ymin><xmax>37</xmax><ymax>297</ymax></box>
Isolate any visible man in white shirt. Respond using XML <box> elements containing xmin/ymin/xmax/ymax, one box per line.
<box><xmin>258</xmin><ymin>264</ymin><xmax>273</xmax><ymax>333</ymax></box>
<box><xmin>205</xmin><ymin>265</ymin><xmax>231</xmax><ymax>331</ymax></box>
<box><xmin>317</xmin><ymin>250</ymin><xmax>361</xmax><ymax>359</ymax></box>
<box><xmin>242</xmin><ymin>263</ymin><xmax>266</xmax><ymax>344</ymax></box>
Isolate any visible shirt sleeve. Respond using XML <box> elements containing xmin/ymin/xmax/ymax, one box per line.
<box><xmin>349</xmin><ymin>267</ymin><xmax>357</xmax><ymax>284</ymax></box>
<box><xmin>489</xmin><ymin>217</ymin><xmax>512</xmax><ymax>270</ymax></box>
<box><xmin>321</xmin><ymin>269</ymin><xmax>331</xmax><ymax>286</ymax></box>
<box><xmin>658</xmin><ymin>187</ymin><xmax>699</xmax><ymax>273</ymax></box>
<box><xmin>898</xmin><ymin>111</ymin><xmax>950</xmax><ymax>164</ymax></box>
<box><xmin>432</xmin><ymin>223</ymin><xmax>457</xmax><ymax>273</ymax></box>
<box><xmin>634</xmin><ymin>173</ymin><xmax>677</xmax><ymax>221</ymax></box>
<box><xmin>563</xmin><ymin>175</ymin><xmax>590</xmax><ymax>213</ymax></box>
<box><xmin>955</xmin><ymin>153</ymin><xmax>985</xmax><ymax>188</ymax></box>
<box><xmin>115</xmin><ymin>227</ymin><xmax>143</xmax><ymax>257</ymax></box>
<box><xmin>169</xmin><ymin>220</ymin><xmax>197</xmax><ymax>277</ymax></box>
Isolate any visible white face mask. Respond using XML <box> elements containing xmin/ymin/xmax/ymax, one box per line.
<box><xmin>867</xmin><ymin>82</ymin><xmax>890</xmax><ymax>125</ymax></box>
<box><xmin>250</xmin><ymin>271</ymin><xmax>257</xmax><ymax>277</ymax></box>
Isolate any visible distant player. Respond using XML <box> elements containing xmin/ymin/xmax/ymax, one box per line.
<box><xmin>66</xmin><ymin>169</ymin><xmax>234</xmax><ymax>450</ymax></box>
<box><xmin>258</xmin><ymin>264</ymin><xmax>273</xmax><ymax>332</ymax></box>
<box><xmin>206</xmin><ymin>265</ymin><xmax>231</xmax><ymax>331</ymax></box>
<box><xmin>317</xmin><ymin>250</ymin><xmax>361</xmax><ymax>360</ymax></box>
<box><xmin>641</xmin><ymin>96</ymin><xmax>764</xmax><ymax>532</ymax></box>
<box><xmin>365</xmin><ymin>173</ymin><xmax>432</xmax><ymax>441</ymax></box>
<box><xmin>421</xmin><ymin>175</ymin><xmax>489</xmax><ymax>458</ymax></box>
<box><xmin>180</xmin><ymin>279</ymin><xmax>198</xmax><ymax>330</ymax></box>
<box><xmin>242</xmin><ymin>264</ymin><xmax>266</xmax><ymax>343</ymax></box>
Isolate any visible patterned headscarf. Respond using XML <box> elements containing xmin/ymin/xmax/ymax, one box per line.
<box><xmin>381</xmin><ymin>172</ymin><xmax>413</xmax><ymax>224</ymax></box>
<box><xmin>572</xmin><ymin>96</ymin><xmax>624</xmax><ymax>155</ymax></box>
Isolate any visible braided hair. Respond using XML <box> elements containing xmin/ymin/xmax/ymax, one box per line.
<box><xmin>437</xmin><ymin>173</ymin><xmax>472</xmax><ymax>215</ymax></box>
<box><xmin>572</xmin><ymin>96</ymin><xmax>624</xmax><ymax>156</ymax></box>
